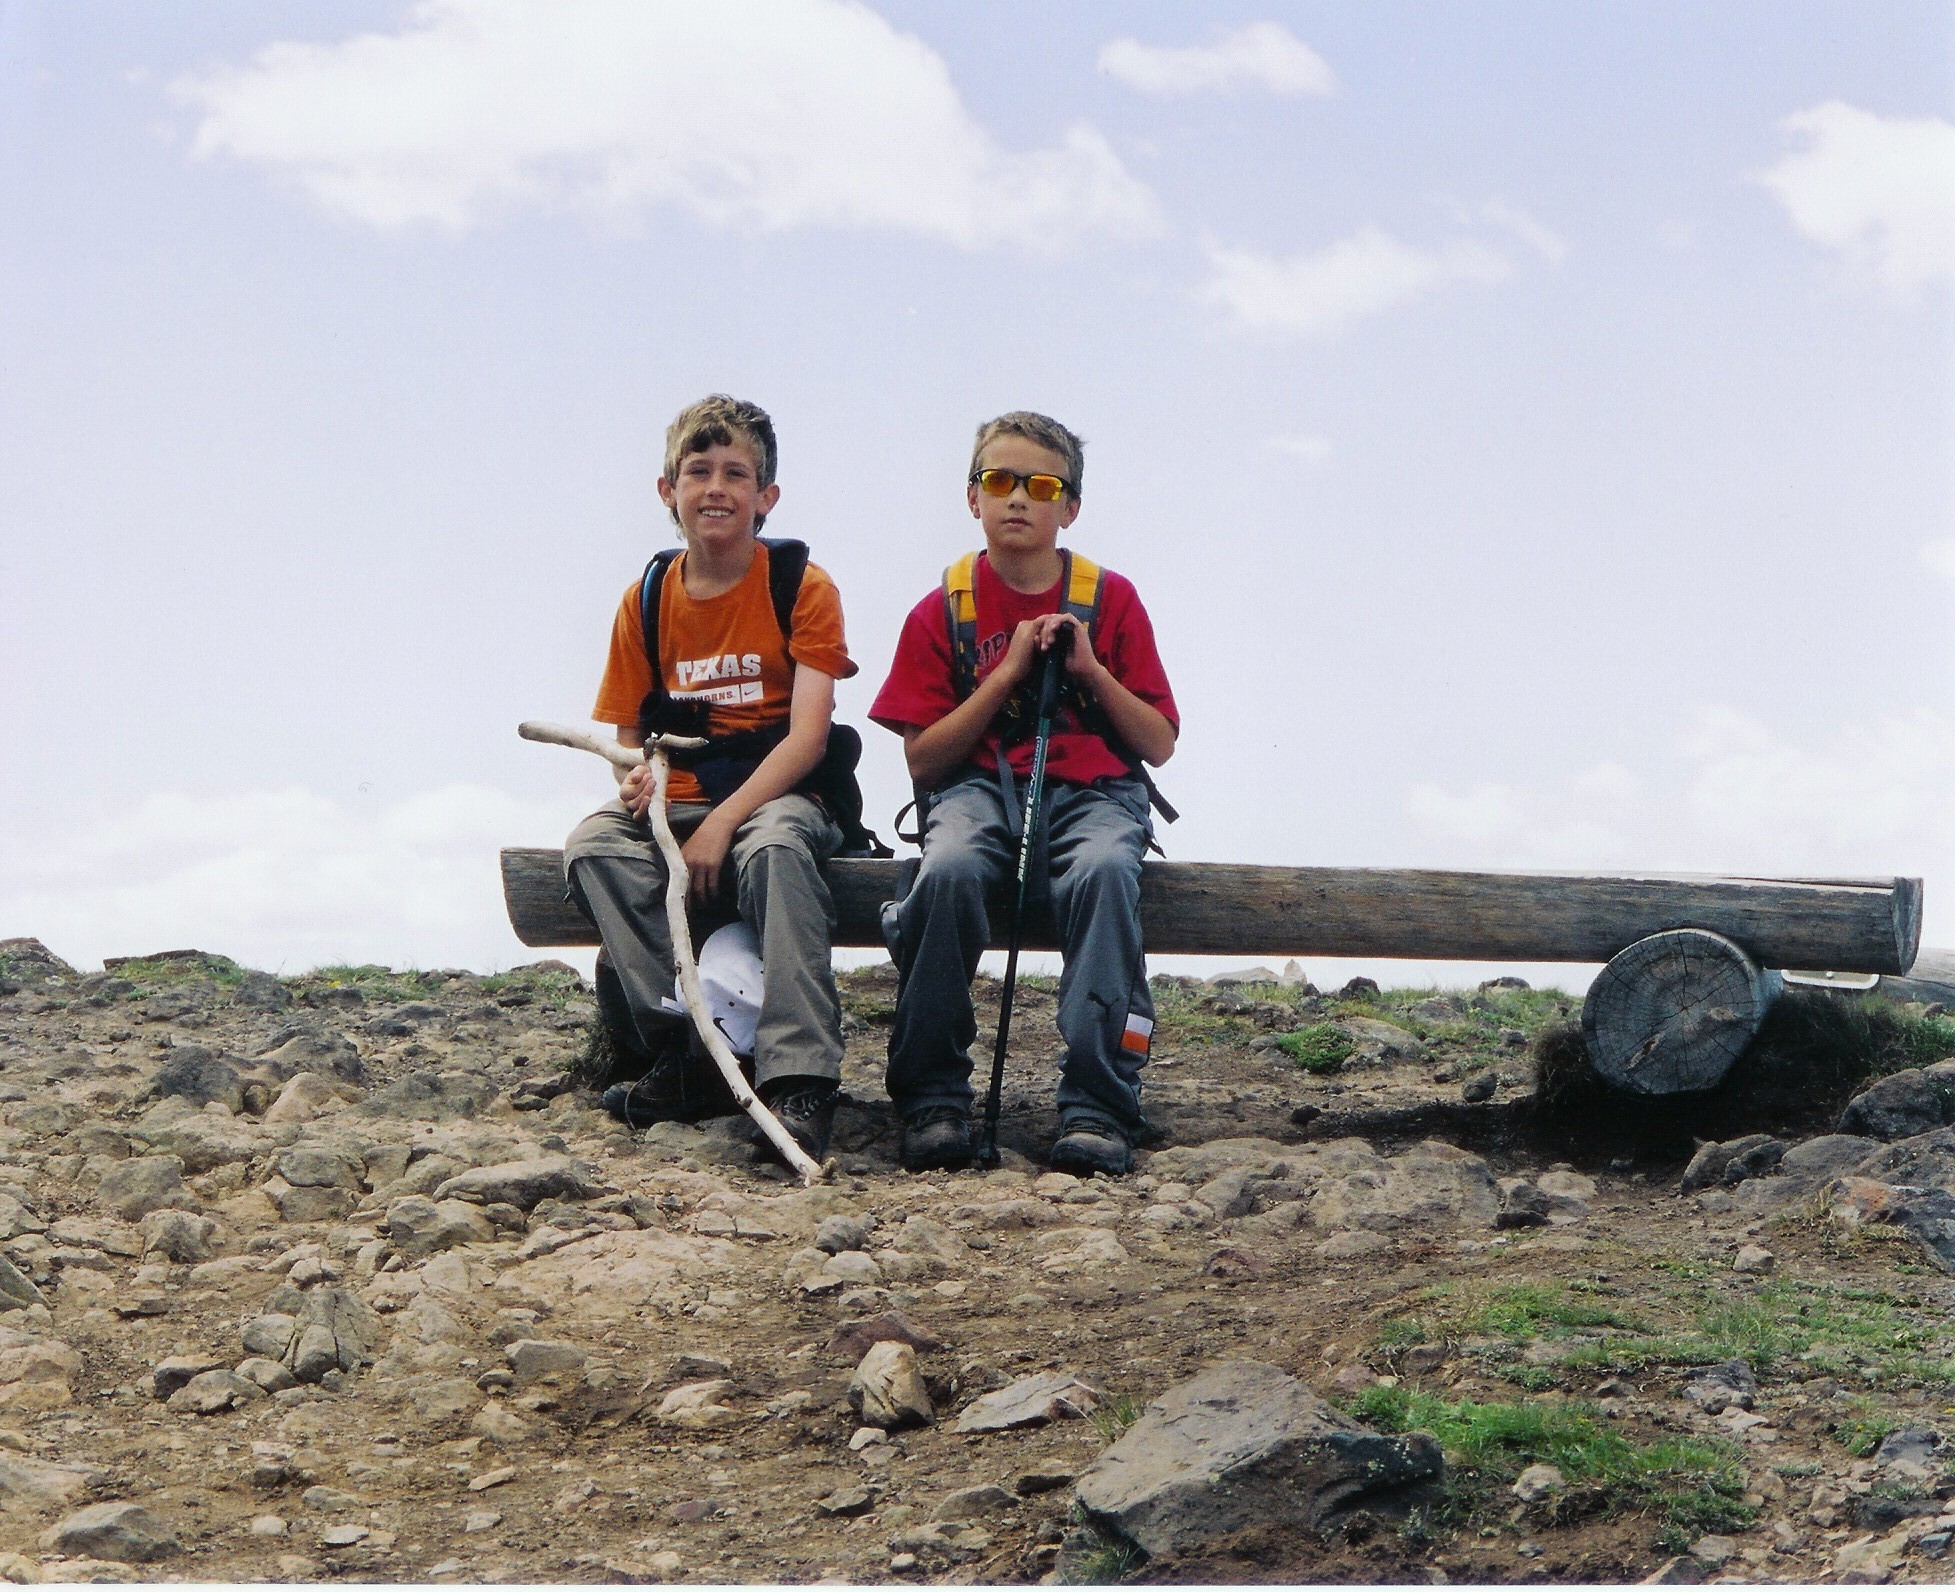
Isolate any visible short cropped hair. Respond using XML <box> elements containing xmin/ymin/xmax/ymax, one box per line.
<box><xmin>663</xmin><ymin>395</ymin><xmax>778</xmax><ymax>531</ymax></box>
<box><xmin>969</xmin><ymin>411</ymin><xmax>1085</xmax><ymax>499</ymax></box>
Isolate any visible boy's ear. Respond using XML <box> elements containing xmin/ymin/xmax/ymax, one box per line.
<box><xmin>1059</xmin><ymin>496</ymin><xmax>1080</xmax><ymax>529</ymax></box>
<box><xmin>656</xmin><ymin>476</ymin><xmax>678</xmax><ymax>514</ymax></box>
<box><xmin>757</xmin><ymin>481</ymin><xmax>781</xmax><ymax>518</ymax></box>
<box><xmin>967</xmin><ymin>483</ymin><xmax>982</xmax><ymax>519</ymax></box>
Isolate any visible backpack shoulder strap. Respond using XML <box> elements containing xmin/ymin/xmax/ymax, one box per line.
<box><xmin>1059</xmin><ymin>549</ymin><xmax>1104</xmax><ymax>634</ymax></box>
<box><xmin>943</xmin><ymin>551</ymin><xmax>982</xmax><ymax>700</ymax></box>
<box><xmin>758</xmin><ymin>536</ymin><xmax>809</xmax><ymax>647</ymax></box>
<box><xmin>639</xmin><ymin>548</ymin><xmax>683</xmax><ymax>679</ymax></box>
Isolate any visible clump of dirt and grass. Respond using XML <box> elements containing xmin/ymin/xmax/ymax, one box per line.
<box><xmin>1350</xmin><ymin>1384</ymin><xmax>1753</xmax><ymax>1544</ymax></box>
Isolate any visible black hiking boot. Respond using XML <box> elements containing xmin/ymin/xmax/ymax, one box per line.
<box><xmin>600</xmin><ymin>1045</ymin><xmax>743</xmax><ymax>1128</ymax></box>
<box><xmin>751</xmin><ymin>1077</ymin><xmax>838</xmax><ymax>1166</ymax></box>
<box><xmin>901</xmin><ymin>1107</ymin><xmax>974</xmax><ymax>1173</ymax></box>
<box><xmin>1050</xmin><ymin>1121</ymin><xmax>1133</xmax><ymax>1177</ymax></box>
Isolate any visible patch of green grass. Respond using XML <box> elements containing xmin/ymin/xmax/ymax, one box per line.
<box><xmin>301</xmin><ymin>963</ymin><xmax>443</xmax><ymax>1003</ymax></box>
<box><xmin>1276</xmin><ymin>1024</ymin><xmax>1354</xmax><ymax>1074</ymax></box>
<box><xmin>103</xmin><ymin>952</ymin><xmax>247</xmax><ymax>991</ymax></box>
<box><xmin>1061</xmin><ymin>1529</ymin><xmax>1143</xmax><ymax>1585</ymax></box>
<box><xmin>1465</xmin><ymin>1283</ymin><xmax>1644</xmax><ymax>1338</ymax></box>
<box><xmin>1830</xmin><ymin>1397</ymin><xmax>1899</xmax><ymax>1457</ymax></box>
<box><xmin>1089</xmin><ymin>1393</ymin><xmax>1143</xmax><ymax>1444</ymax></box>
<box><xmin>1387</xmin><ymin>1272</ymin><xmax>1955</xmax><ymax>1391</ymax></box>
<box><xmin>1378</xmin><ymin>1314</ymin><xmax>1443</xmax><ymax>1350</ymax></box>
<box><xmin>1352</xmin><ymin>1385</ymin><xmax>1752</xmax><ymax>1536</ymax></box>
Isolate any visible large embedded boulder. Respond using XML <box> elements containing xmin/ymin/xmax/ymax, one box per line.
<box><xmin>148</xmin><ymin>1046</ymin><xmax>246</xmax><ymax>1112</ymax></box>
<box><xmin>1838</xmin><ymin>1067</ymin><xmax>1955</xmax><ymax>1142</ymax></box>
<box><xmin>433</xmin><ymin>1157</ymin><xmax>606</xmax><ymax>1211</ymax></box>
<box><xmin>1074</xmin><ymin>1362</ymin><xmax>1442</xmax><ymax>1561</ymax></box>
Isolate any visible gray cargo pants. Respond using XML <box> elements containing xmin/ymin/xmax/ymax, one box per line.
<box><xmin>887</xmin><ymin>770</ymin><xmax>1154</xmax><ymax>1142</ymax></box>
<box><xmin>563</xmin><ymin>795</ymin><xmax>845</xmax><ymax>1088</ymax></box>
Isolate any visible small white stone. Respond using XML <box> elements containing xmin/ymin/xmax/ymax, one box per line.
<box><xmin>249</xmin><ymin>1516</ymin><xmax>288</xmax><ymax>1538</ymax></box>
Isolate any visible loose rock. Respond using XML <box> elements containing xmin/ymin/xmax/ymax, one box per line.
<box><xmin>41</xmin><ymin>1504</ymin><xmax>180</xmax><ymax>1564</ymax></box>
<box><xmin>848</xmin><ymin>1341</ymin><xmax>933</xmax><ymax>1431</ymax></box>
<box><xmin>1074</xmin><ymin>1361</ymin><xmax>1442</xmax><ymax>1557</ymax></box>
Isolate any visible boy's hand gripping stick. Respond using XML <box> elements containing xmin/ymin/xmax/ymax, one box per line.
<box><xmin>516</xmin><ymin>720</ymin><xmax>832</xmax><ymax>1186</ymax></box>
<box><xmin>976</xmin><ymin>626</ymin><xmax>1073</xmax><ymax>1169</ymax></box>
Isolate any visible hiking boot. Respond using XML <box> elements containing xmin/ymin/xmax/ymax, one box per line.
<box><xmin>600</xmin><ymin>1049</ymin><xmax>741</xmax><ymax>1128</ymax></box>
<box><xmin>1050</xmin><ymin>1123</ymin><xmax>1133</xmax><ymax>1177</ymax></box>
<box><xmin>754</xmin><ymin>1077</ymin><xmax>838</xmax><ymax>1166</ymax></box>
<box><xmin>901</xmin><ymin>1107</ymin><xmax>974</xmax><ymax>1173</ymax></box>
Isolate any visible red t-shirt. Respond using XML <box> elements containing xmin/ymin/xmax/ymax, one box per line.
<box><xmin>870</xmin><ymin>551</ymin><xmax>1178</xmax><ymax>784</ymax></box>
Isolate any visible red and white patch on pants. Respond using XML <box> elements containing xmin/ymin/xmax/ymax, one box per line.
<box><xmin>1120</xmin><ymin>1013</ymin><xmax>1154</xmax><ymax>1057</ymax></box>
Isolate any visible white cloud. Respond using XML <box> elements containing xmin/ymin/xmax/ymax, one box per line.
<box><xmin>1475</xmin><ymin>200</ymin><xmax>1567</xmax><ymax>264</ymax></box>
<box><xmin>1269</xmin><ymin>432</ymin><xmax>1331</xmax><ymax>464</ymax></box>
<box><xmin>171</xmin><ymin>0</ymin><xmax>1161</xmax><ymax>248</ymax></box>
<box><xmin>1199</xmin><ymin>226</ymin><xmax>1515</xmax><ymax>338</ymax></box>
<box><xmin>1404</xmin><ymin>707</ymin><xmax>1955</xmax><ymax>945</ymax></box>
<box><xmin>1757</xmin><ymin>100</ymin><xmax>1955</xmax><ymax>295</ymax></box>
<box><xmin>1923</xmin><ymin>539</ymin><xmax>1955</xmax><ymax>584</ymax></box>
<box><xmin>1098</xmin><ymin>22</ymin><xmax>1334</xmax><ymax>98</ymax></box>
<box><xmin>0</xmin><ymin>783</ymin><xmax>590</xmax><ymax>974</ymax></box>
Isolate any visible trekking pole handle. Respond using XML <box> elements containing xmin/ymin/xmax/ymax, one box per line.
<box><xmin>1036</xmin><ymin>624</ymin><xmax>1074</xmax><ymax>718</ymax></box>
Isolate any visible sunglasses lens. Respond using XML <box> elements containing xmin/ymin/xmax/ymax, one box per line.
<box><xmin>1026</xmin><ymin>475</ymin><xmax>1065</xmax><ymax>502</ymax></box>
<box><xmin>977</xmin><ymin>469</ymin><xmax>1014</xmax><ymax>497</ymax></box>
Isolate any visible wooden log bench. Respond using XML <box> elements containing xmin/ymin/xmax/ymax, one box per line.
<box><xmin>502</xmin><ymin>849</ymin><xmax>1922</xmax><ymax>1097</ymax></box>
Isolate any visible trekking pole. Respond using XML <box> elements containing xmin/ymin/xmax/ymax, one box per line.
<box><xmin>516</xmin><ymin>720</ymin><xmax>830</xmax><ymax>1186</ymax></box>
<box><xmin>976</xmin><ymin>626</ymin><xmax>1073</xmax><ymax>1169</ymax></box>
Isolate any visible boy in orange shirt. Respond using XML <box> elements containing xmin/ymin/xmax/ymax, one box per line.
<box><xmin>563</xmin><ymin>395</ymin><xmax>855</xmax><ymax>1163</ymax></box>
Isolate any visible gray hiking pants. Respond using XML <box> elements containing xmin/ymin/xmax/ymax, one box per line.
<box><xmin>887</xmin><ymin>770</ymin><xmax>1154</xmax><ymax>1141</ymax></box>
<box><xmin>563</xmin><ymin>795</ymin><xmax>845</xmax><ymax>1088</ymax></box>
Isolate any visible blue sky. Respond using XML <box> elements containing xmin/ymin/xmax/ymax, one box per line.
<box><xmin>3</xmin><ymin>1</ymin><xmax>1952</xmax><ymax>986</ymax></box>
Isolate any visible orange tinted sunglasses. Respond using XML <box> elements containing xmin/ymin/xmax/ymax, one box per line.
<box><xmin>970</xmin><ymin>468</ymin><xmax>1073</xmax><ymax>503</ymax></box>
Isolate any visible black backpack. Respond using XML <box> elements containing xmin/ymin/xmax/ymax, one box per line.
<box><xmin>636</xmin><ymin>538</ymin><xmax>890</xmax><ymax>858</ymax></box>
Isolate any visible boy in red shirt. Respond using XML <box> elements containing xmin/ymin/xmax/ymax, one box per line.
<box><xmin>871</xmin><ymin>411</ymin><xmax>1178</xmax><ymax>1176</ymax></box>
<box><xmin>564</xmin><ymin>395</ymin><xmax>856</xmax><ymax>1163</ymax></box>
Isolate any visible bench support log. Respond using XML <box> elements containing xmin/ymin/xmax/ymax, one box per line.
<box><xmin>1581</xmin><ymin>929</ymin><xmax>1782</xmax><ymax>1095</ymax></box>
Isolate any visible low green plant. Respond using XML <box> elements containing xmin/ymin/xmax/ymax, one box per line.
<box><xmin>104</xmin><ymin>952</ymin><xmax>247</xmax><ymax>991</ymax></box>
<box><xmin>1830</xmin><ymin>1398</ymin><xmax>1899</xmax><ymax>1457</ymax></box>
<box><xmin>1466</xmin><ymin>1283</ymin><xmax>1643</xmax><ymax>1338</ymax></box>
<box><xmin>1352</xmin><ymin>1386</ymin><xmax>1752</xmax><ymax>1536</ymax></box>
<box><xmin>1392</xmin><ymin>1272</ymin><xmax>1955</xmax><ymax>1391</ymax></box>
<box><xmin>1062</xmin><ymin>1531</ymin><xmax>1143</xmax><ymax>1585</ymax></box>
<box><xmin>1277</xmin><ymin>1024</ymin><xmax>1353</xmax><ymax>1074</ymax></box>
<box><xmin>1090</xmin><ymin>1393</ymin><xmax>1143</xmax><ymax>1444</ymax></box>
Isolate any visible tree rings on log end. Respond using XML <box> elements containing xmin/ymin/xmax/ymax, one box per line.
<box><xmin>1581</xmin><ymin>928</ymin><xmax>1781</xmax><ymax>1096</ymax></box>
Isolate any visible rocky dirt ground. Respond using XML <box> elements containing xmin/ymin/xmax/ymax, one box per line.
<box><xmin>0</xmin><ymin>934</ymin><xmax>1954</xmax><ymax>1585</ymax></box>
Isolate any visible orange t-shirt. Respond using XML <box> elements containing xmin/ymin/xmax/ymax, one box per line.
<box><xmin>592</xmin><ymin>543</ymin><xmax>856</xmax><ymax>803</ymax></box>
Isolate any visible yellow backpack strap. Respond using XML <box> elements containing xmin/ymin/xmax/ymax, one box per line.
<box><xmin>943</xmin><ymin>552</ymin><xmax>982</xmax><ymax>699</ymax></box>
<box><xmin>1059</xmin><ymin>550</ymin><xmax>1104</xmax><ymax>634</ymax></box>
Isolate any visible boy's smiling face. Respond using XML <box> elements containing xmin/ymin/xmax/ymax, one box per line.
<box><xmin>968</xmin><ymin>435</ymin><xmax>1079</xmax><ymax>560</ymax></box>
<box><xmin>658</xmin><ymin>439</ymin><xmax>778</xmax><ymax>552</ymax></box>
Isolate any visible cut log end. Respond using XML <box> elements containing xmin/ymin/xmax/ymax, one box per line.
<box><xmin>1581</xmin><ymin>929</ymin><xmax>1780</xmax><ymax>1096</ymax></box>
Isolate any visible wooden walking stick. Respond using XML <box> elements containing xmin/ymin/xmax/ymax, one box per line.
<box><xmin>517</xmin><ymin>720</ymin><xmax>830</xmax><ymax>1186</ymax></box>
